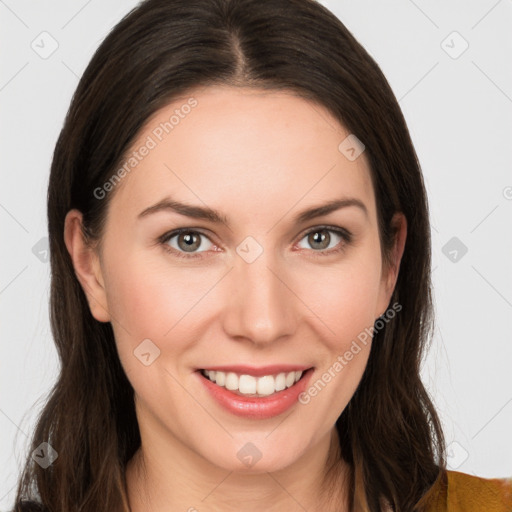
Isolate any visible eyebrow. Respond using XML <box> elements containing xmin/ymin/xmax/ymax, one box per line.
<box><xmin>137</xmin><ymin>196</ymin><xmax>368</xmax><ymax>227</ymax></box>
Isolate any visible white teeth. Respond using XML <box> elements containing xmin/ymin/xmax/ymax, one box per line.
<box><xmin>239</xmin><ymin>375</ymin><xmax>257</xmax><ymax>394</ymax></box>
<box><xmin>214</xmin><ymin>371</ymin><xmax>225</xmax><ymax>386</ymax></box>
<box><xmin>256</xmin><ymin>375</ymin><xmax>275</xmax><ymax>396</ymax></box>
<box><xmin>285</xmin><ymin>372</ymin><xmax>296</xmax><ymax>388</ymax></box>
<box><xmin>275</xmin><ymin>372</ymin><xmax>286</xmax><ymax>391</ymax></box>
<box><xmin>225</xmin><ymin>372</ymin><xmax>238</xmax><ymax>391</ymax></box>
<box><xmin>201</xmin><ymin>369</ymin><xmax>304</xmax><ymax>397</ymax></box>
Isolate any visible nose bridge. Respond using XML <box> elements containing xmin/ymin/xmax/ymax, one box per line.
<box><xmin>223</xmin><ymin>239</ymin><xmax>296</xmax><ymax>344</ymax></box>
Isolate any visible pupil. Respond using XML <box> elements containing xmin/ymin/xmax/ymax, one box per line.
<box><xmin>311</xmin><ymin>230</ymin><xmax>328</xmax><ymax>249</ymax></box>
<box><xmin>181</xmin><ymin>232</ymin><xmax>198</xmax><ymax>251</ymax></box>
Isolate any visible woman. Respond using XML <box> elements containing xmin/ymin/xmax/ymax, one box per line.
<box><xmin>12</xmin><ymin>0</ymin><xmax>512</xmax><ymax>510</ymax></box>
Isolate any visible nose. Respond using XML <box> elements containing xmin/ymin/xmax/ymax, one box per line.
<box><xmin>222</xmin><ymin>246</ymin><xmax>298</xmax><ymax>347</ymax></box>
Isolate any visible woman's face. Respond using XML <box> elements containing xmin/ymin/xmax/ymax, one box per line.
<box><xmin>67</xmin><ymin>85</ymin><xmax>404</xmax><ymax>474</ymax></box>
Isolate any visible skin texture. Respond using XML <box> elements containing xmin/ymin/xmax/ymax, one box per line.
<box><xmin>64</xmin><ymin>85</ymin><xmax>406</xmax><ymax>512</ymax></box>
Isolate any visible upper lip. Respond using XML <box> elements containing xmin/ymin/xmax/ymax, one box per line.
<box><xmin>198</xmin><ymin>364</ymin><xmax>313</xmax><ymax>377</ymax></box>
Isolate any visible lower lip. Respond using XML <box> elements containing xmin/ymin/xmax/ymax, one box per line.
<box><xmin>197</xmin><ymin>368</ymin><xmax>314</xmax><ymax>420</ymax></box>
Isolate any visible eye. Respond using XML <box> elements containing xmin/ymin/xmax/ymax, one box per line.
<box><xmin>296</xmin><ymin>226</ymin><xmax>352</xmax><ymax>256</ymax></box>
<box><xmin>158</xmin><ymin>225</ymin><xmax>352</xmax><ymax>260</ymax></box>
<box><xmin>159</xmin><ymin>229</ymin><xmax>215</xmax><ymax>259</ymax></box>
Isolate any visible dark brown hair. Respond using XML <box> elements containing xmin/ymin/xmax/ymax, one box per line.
<box><xmin>13</xmin><ymin>0</ymin><xmax>446</xmax><ymax>510</ymax></box>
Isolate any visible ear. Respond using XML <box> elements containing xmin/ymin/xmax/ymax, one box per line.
<box><xmin>375</xmin><ymin>212</ymin><xmax>407</xmax><ymax>318</ymax></box>
<box><xmin>63</xmin><ymin>209</ymin><xmax>111</xmax><ymax>323</ymax></box>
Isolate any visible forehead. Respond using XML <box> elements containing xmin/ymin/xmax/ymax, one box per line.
<box><xmin>107</xmin><ymin>85</ymin><xmax>375</xmax><ymax>225</ymax></box>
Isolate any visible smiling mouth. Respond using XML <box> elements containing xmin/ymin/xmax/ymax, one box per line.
<box><xmin>199</xmin><ymin>369</ymin><xmax>309</xmax><ymax>397</ymax></box>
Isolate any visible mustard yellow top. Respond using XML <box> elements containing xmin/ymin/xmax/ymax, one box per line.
<box><xmin>425</xmin><ymin>470</ymin><xmax>512</xmax><ymax>511</ymax></box>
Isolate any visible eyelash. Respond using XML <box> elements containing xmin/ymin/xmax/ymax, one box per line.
<box><xmin>158</xmin><ymin>225</ymin><xmax>353</xmax><ymax>260</ymax></box>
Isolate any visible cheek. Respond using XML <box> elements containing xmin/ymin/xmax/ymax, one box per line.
<box><xmin>107</xmin><ymin>260</ymin><xmax>179</xmax><ymax>323</ymax></box>
<box><xmin>294</xmin><ymin>255</ymin><xmax>382</xmax><ymax>422</ymax></box>
<box><xmin>102</xmin><ymin>251</ymin><xmax>219</xmax><ymax>359</ymax></box>
<box><xmin>302</xmin><ymin>249</ymin><xmax>383</xmax><ymax>346</ymax></box>
<box><xmin>101</xmin><ymin>252</ymin><xmax>213</xmax><ymax>406</ymax></box>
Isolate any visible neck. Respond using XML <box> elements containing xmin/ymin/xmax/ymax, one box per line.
<box><xmin>124</xmin><ymin>427</ymin><xmax>350</xmax><ymax>512</ymax></box>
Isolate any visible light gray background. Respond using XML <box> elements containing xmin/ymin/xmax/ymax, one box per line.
<box><xmin>1</xmin><ymin>0</ymin><xmax>511</xmax><ymax>507</ymax></box>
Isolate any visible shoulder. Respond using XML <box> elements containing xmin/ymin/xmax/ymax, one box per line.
<box><xmin>427</xmin><ymin>470</ymin><xmax>512</xmax><ymax>512</ymax></box>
